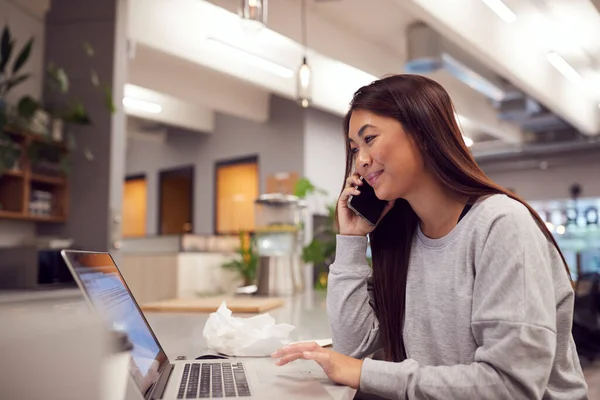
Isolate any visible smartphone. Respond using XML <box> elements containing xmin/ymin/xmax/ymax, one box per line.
<box><xmin>347</xmin><ymin>176</ymin><xmax>388</xmax><ymax>225</ymax></box>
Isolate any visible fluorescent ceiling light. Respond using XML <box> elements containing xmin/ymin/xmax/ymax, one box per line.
<box><xmin>481</xmin><ymin>0</ymin><xmax>517</xmax><ymax>23</ymax></box>
<box><xmin>547</xmin><ymin>52</ymin><xmax>582</xmax><ymax>85</ymax></box>
<box><xmin>123</xmin><ymin>97</ymin><xmax>162</xmax><ymax>114</ymax></box>
<box><xmin>442</xmin><ymin>53</ymin><xmax>506</xmax><ymax>101</ymax></box>
<box><xmin>206</xmin><ymin>37</ymin><xmax>294</xmax><ymax>78</ymax></box>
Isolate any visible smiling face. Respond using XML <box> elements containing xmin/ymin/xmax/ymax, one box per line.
<box><xmin>347</xmin><ymin>109</ymin><xmax>426</xmax><ymax>201</ymax></box>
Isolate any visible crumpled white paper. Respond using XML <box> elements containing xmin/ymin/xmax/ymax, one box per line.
<box><xmin>203</xmin><ymin>301</ymin><xmax>295</xmax><ymax>357</ymax></box>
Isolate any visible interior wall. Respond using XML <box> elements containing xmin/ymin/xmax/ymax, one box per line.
<box><xmin>303</xmin><ymin>107</ymin><xmax>346</xmax><ymax>214</ymax></box>
<box><xmin>0</xmin><ymin>0</ymin><xmax>46</xmax><ymax>247</ymax></box>
<box><xmin>36</xmin><ymin>0</ymin><xmax>129</xmax><ymax>254</ymax></box>
<box><xmin>481</xmin><ymin>151</ymin><xmax>600</xmax><ymax>201</ymax></box>
<box><xmin>125</xmin><ymin>95</ymin><xmax>305</xmax><ymax>234</ymax></box>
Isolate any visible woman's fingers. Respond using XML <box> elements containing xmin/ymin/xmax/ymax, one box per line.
<box><xmin>275</xmin><ymin>352</ymin><xmax>305</xmax><ymax>366</ymax></box>
<box><xmin>272</xmin><ymin>342</ymin><xmax>322</xmax><ymax>358</ymax></box>
<box><xmin>302</xmin><ymin>351</ymin><xmax>330</xmax><ymax>366</ymax></box>
<box><xmin>339</xmin><ymin>186</ymin><xmax>361</xmax><ymax>204</ymax></box>
<box><xmin>272</xmin><ymin>342</ymin><xmax>328</xmax><ymax>366</ymax></box>
<box><xmin>345</xmin><ymin>174</ymin><xmax>362</xmax><ymax>188</ymax></box>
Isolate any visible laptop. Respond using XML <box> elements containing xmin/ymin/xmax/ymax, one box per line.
<box><xmin>61</xmin><ymin>250</ymin><xmax>340</xmax><ymax>400</ymax></box>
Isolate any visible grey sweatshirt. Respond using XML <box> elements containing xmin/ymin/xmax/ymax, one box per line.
<box><xmin>327</xmin><ymin>194</ymin><xmax>588</xmax><ymax>399</ymax></box>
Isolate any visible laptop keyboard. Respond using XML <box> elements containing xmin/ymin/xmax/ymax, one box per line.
<box><xmin>178</xmin><ymin>362</ymin><xmax>251</xmax><ymax>398</ymax></box>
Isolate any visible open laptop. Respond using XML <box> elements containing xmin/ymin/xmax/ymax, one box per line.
<box><xmin>61</xmin><ymin>250</ymin><xmax>340</xmax><ymax>400</ymax></box>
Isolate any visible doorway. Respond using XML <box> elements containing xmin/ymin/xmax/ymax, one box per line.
<box><xmin>158</xmin><ymin>165</ymin><xmax>194</xmax><ymax>235</ymax></box>
<box><xmin>215</xmin><ymin>156</ymin><xmax>259</xmax><ymax>234</ymax></box>
<box><xmin>122</xmin><ymin>175</ymin><xmax>147</xmax><ymax>237</ymax></box>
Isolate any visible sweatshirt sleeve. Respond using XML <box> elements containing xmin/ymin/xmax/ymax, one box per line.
<box><xmin>359</xmin><ymin>211</ymin><xmax>561</xmax><ymax>400</ymax></box>
<box><xmin>326</xmin><ymin>235</ymin><xmax>382</xmax><ymax>359</ymax></box>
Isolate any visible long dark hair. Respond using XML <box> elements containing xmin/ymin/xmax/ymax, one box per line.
<box><xmin>339</xmin><ymin>74</ymin><xmax>571</xmax><ymax>362</ymax></box>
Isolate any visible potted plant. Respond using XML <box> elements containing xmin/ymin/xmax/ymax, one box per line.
<box><xmin>0</xmin><ymin>25</ymin><xmax>32</xmax><ymax>176</ymax></box>
<box><xmin>301</xmin><ymin>203</ymin><xmax>338</xmax><ymax>289</ymax></box>
<box><xmin>0</xmin><ymin>131</ymin><xmax>22</xmax><ymax>176</ymax></box>
<box><xmin>0</xmin><ymin>24</ymin><xmax>33</xmax><ymax>111</ymax></box>
<box><xmin>18</xmin><ymin>40</ymin><xmax>115</xmax><ymax>144</ymax></box>
<box><xmin>292</xmin><ymin>177</ymin><xmax>338</xmax><ymax>289</ymax></box>
<box><xmin>221</xmin><ymin>231</ymin><xmax>258</xmax><ymax>287</ymax></box>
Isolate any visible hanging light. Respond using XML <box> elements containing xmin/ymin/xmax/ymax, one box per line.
<box><xmin>297</xmin><ymin>0</ymin><xmax>312</xmax><ymax>108</ymax></box>
<box><xmin>239</xmin><ymin>0</ymin><xmax>268</xmax><ymax>33</ymax></box>
<box><xmin>297</xmin><ymin>57</ymin><xmax>312</xmax><ymax>108</ymax></box>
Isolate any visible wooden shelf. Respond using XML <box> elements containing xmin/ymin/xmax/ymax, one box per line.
<box><xmin>0</xmin><ymin>210</ymin><xmax>25</xmax><ymax>220</ymax></box>
<box><xmin>0</xmin><ymin>126</ymin><xmax>69</xmax><ymax>224</ymax></box>
<box><xmin>31</xmin><ymin>173</ymin><xmax>66</xmax><ymax>185</ymax></box>
<box><xmin>2</xmin><ymin>170</ymin><xmax>25</xmax><ymax>178</ymax></box>
<box><xmin>0</xmin><ymin>210</ymin><xmax>66</xmax><ymax>222</ymax></box>
<box><xmin>26</xmin><ymin>214</ymin><xmax>67</xmax><ymax>223</ymax></box>
<box><xmin>4</xmin><ymin>125</ymin><xmax>68</xmax><ymax>150</ymax></box>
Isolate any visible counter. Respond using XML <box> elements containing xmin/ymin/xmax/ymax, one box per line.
<box><xmin>120</xmin><ymin>234</ymin><xmax>242</xmax><ymax>303</ymax></box>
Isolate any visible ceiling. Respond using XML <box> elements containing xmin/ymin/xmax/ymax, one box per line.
<box><xmin>44</xmin><ymin>0</ymin><xmax>600</xmax><ymax>157</ymax></box>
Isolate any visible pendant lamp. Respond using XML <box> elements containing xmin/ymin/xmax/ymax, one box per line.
<box><xmin>240</xmin><ymin>0</ymin><xmax>268</xmax><ymax>33</ymax></box>
<box><xmin>297</xmin><ymin>0</ymin><xmax>312</xmax><ymax>108</ymax></box>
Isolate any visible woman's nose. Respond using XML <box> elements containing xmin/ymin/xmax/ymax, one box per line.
<box><xmin>355</xmin><ymin>150</ymin><xmax>372</xmax><ymax>171</ymax></box>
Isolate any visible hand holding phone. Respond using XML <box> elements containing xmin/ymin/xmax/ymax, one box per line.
<box><xmin>337</xmin><ymin>173</ymin><xmax>393</xmax><ymax>237</ymax></box>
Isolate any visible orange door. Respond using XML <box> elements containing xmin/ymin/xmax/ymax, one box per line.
<box><xmin>216</xmin><ymin>160</ymin><xmax>258</xmax><ymax>234</ymax></box>
<box><xmin>122</xmin><ymin>177</ymin><xmax>147</xmax><ymax>237</ymax></box>
<box><xmin>159</xmin><ymin>167</ymin><xmax>193</xmax><ymax>235</ymax></box>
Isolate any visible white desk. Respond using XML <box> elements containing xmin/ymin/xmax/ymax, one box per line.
<box><xmin>144</xmin><ymin>290</ymin><xmax>357</xmax><ymax>400</ymax></box>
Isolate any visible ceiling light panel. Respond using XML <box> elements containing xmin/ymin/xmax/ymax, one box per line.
<box><xmin>481</xmin><ymin>0</ymin><xmax>516</xmax><ymax>23</ymax></box>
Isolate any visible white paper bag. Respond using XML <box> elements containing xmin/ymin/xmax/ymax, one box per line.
<box><xmin>203</xmin><ymin>301</ymin><xmax>295</xmax><ymax>357</ymax></box>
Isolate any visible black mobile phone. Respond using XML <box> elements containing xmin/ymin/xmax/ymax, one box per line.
<box><xmin>347</xmin><ymin>176</ymin><xmax>388</xmax><ymax>225</ymax></box>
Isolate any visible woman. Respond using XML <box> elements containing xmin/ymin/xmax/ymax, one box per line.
<box><xmin>271</xmin><ymin>74</ymin><xmax>589</xmax><ymax>399</ymax></box>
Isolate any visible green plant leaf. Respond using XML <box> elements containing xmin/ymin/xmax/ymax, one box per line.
<box><xmin>83</xmin><ymin>41</ymin><xmax>95</xmax><ymax>57</ymax></box>
<box><xmin>0</xmin><ymin>132</ymin><xmax>21</xmax><ymax>173</ymax></box>
<box><xmin>302</xmin><ymin>239</ymin><xmax>326</xmax><ymax>264</ymax></box>
<box><xmin>221</xmin><ymin>232</ymin><xmax>258</xmax><ymax>286</ymax></box>
<box><xmin>60</xmin><ymin>155</ymin><xmax>71</xmax><ymax>175</ymax></box>
<box><xmin>90</xmin><ymin>69</ymin><xmax>99</xmax><ymax>87</ymax></box>
<box><xmin>5</xmin><ymin>73</ymin><xmax>31</xmax><ymax>92</ymax></box>
<box><xmin>47</xmin><ymin>62</ymin><xmax>69</xmax><ymax>93</ymax></box>
<box><xmin>294</xmin><ymin>177</ymin><xmax>328</xmax><ymax>199</ymax></box>
<box><xmin>62</xmin><ymin>101</ymin><xmax>92</xmax><ymax>125</ymax></box>
<box><xmin>0</xmin><ymin>26</ymin><xmax>13</xmax><ymax>73</ymax></box>
<box><xmin>12</xmin><ymin>37</ymin><xmax>33</xmax><ymax>74</ymax></box>
<box><xmin>103</xmin><ymin>85</ymin><xmax>116</xmax><ymax>113</ymax></box>
<box><xmin>17</xmin><ymin>95</ymin><xmax>39</xmax><ymax>119</ymax></box>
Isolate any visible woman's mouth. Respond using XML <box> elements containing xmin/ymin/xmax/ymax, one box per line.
<box><xmin>366</xmin><ymin>170</ymin><xmax>383</xmax><ymax>185</ymax></box>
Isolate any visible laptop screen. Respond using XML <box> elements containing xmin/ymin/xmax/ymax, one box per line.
<box><xmin>63</xmin><ymin>251</ymin><xmax>169</xmax><ymax>395</ymax></box>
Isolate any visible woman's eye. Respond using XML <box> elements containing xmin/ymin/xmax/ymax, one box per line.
<box><xmin>350</xmin><ymin>147</ymin><xmax>359</xmax><ymax>155</ymax></box>
<box><xmin>365</xmin><ymin>135</ymin><xmax>375</xmax><ymax>144</ymax></box>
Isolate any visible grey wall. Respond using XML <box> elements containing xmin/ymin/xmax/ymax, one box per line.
<box><xmin>125</xmin><ymin>95</ymin><xmax>305</xmax><ymax>234</ymax></box>
<box><xmin>37</xmin><ymin>0</ymin><xmax>128</xmax><ymax>253</ymax></box>
<box><xmin>480</xmin><ymin>149</ymin><xmax>600</xmax><ymax>201</ymax></box>
<box><xmin>303</xmin><ymin>107</ymin><xmax>345</xmax><ymax>214</ymax></box>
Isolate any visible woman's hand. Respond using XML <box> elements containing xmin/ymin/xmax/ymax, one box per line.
<box><xmin>271</xmin><ymin>342</ymin><xmax>363</xmax><ymax>389</ymax></box>
<box><xmin>338</xmin><ymin>173</ymin><xmax>394</xmax><ymax>237</ymax></box>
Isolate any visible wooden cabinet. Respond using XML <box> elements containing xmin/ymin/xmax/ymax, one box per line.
<box><xmin>0</xmin><ymin>127</ymin><xmax>69</xmax><ymax>223</ymax></box>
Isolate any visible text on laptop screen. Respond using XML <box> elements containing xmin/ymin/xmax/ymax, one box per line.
<box><xmin>66</xmin><ymin>252</ymin><xmax>168</xmax><ymax>395</ymax></box>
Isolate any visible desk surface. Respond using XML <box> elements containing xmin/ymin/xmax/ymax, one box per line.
<box><xmin>145</xmin><ymin>290</ymin><xmax>357</xmax><ymax>400</ymax></box>
<box><xmin>145</xmin><ymin>290</ymin><xmax>332</xmax><ymax>359</ymax></box>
